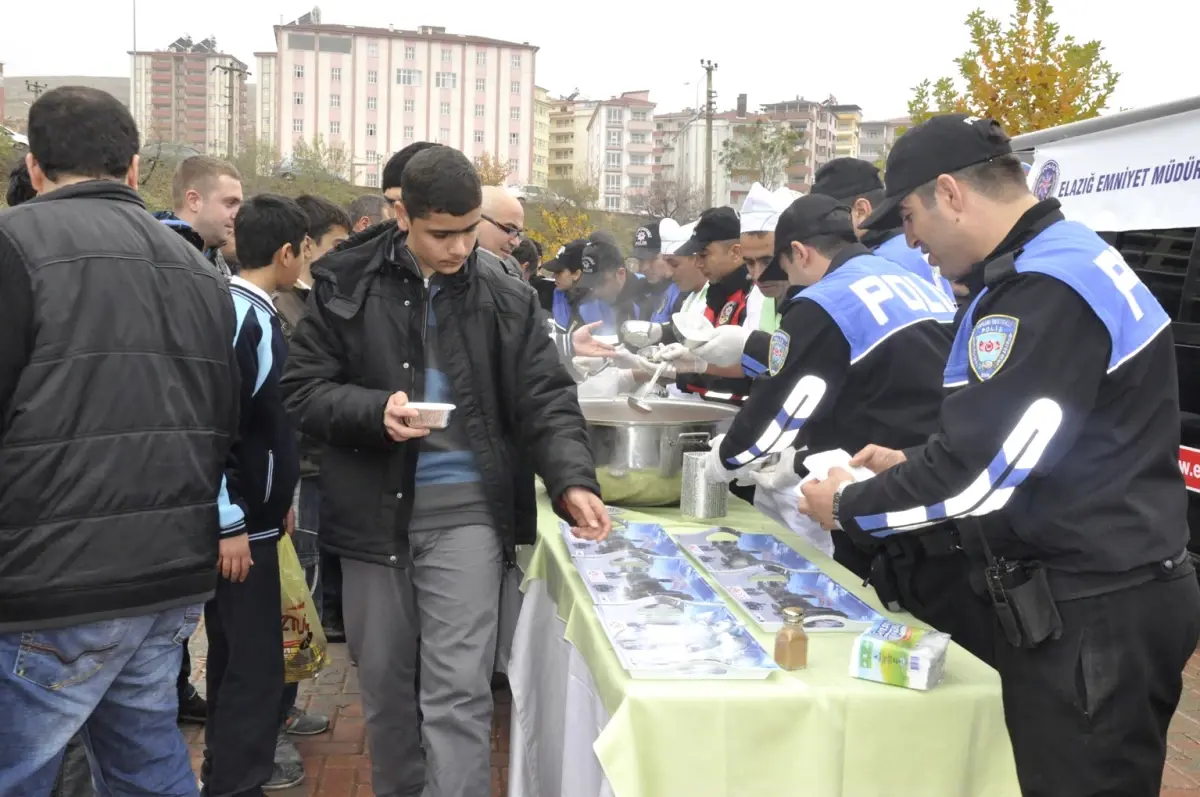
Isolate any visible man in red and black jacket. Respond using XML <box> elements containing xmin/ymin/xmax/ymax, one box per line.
<box><xmin>673</xmin><ymin>206</ymin><xmax>755</xmax><ymax>404</ymax></box>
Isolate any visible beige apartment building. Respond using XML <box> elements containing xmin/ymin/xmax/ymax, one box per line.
<box><xmin>532</xmin><ymin>86</ymin><xmax>551</xmax><ymax>187</ymax></box>
<box><xmin>255</xmin><ymin>14</ymin><xmax>539</xmax><ymax>188</ymax></box>
<box><xmin>588</xmin><ymin>90</ymin><xmax>655</xmax><ymax>213</ymax></box>
<box><xmin>548</xmin><ymin>94</ymin><xmax>595</xmax><ymax>190</ymax></box>
<box><xmin>859</xmin><ymin>116</ymin><xmax>910</xmax><ymax>164</ymax></box>
<box><xmin>831</xmin><ymin>104</ymin><xmax>863</xmax><ymax>159</ymax></box>
<box><xmin>758</xmin><ymin>97</ymin><xmax>840</xmax><ymax>192</ymax></box>
<box><xmin>130</xmin><ymin>36</ymin><xmax>250</xmax><ymax>156</ymax></box>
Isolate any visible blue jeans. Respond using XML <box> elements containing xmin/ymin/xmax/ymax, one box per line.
<box><xmin>0</xmin><ymin>606</ymin><xmax>202</xmax><ymax>797</ymax></box>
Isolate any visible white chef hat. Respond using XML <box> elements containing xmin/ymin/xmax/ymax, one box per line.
<box><xmin>661</xmin><ymin>219</ymin><xmax>698</xmax><ymax>255</ymax></box>
<box><xmin>740</xmin><ymin>183</ymin><xmax>801</xmax><ymax>233</ymax></box>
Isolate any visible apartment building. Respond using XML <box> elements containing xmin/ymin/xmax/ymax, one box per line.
<box><xmin>831</xmin><ymin>104</ymin><xmax>863</xmax><ymax>159</ymax></box>
<box><xmin>669</xmin><ymin>113</ymin><xmax>736</xmax><ymax>208</ymax></box>
<box><xmin>548</xmin><ymin>94</ymin><xmax>596</xmax><ymax>188</ymax></box>
<box><xmin>859</xmin><ymin>116</ymin><xmax>910</xmax><ymax>164</ymax></box>
<box><xmin>588</xmin><ymin>90</ymin><xmax>655</xmax><ymax>213</ymax></box>
<box><xmin>532</xmin><ymin>86</ymin><xmax>551</xmax><ymax>187</ymax></box>
<box><xmin>130</xmin><ymin>36</ymin><xmax>250</xmax><ymax>156</ymax></box>
<box><xmin>652</xmin><ymin>109</ymin><xmax>694</xmax><ymax>186</ymax></box>
<box><xmin>759</xmin><ymin>97</ymin><xmax>839</xmax><ymax>192</ymax></box>
<box><xmin>255</xmin><ymin>16</ymin><xmax>538</xmax><ymax>188</ymax></box>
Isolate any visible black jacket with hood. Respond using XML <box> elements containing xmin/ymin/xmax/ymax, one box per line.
<box><xmin>280</xmin><ymin>222</ymin><xmax>600</xmax><ymax>562</ymax></box>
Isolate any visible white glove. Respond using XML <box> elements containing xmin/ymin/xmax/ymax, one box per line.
<box><xmin>572</xmin><ymin>356</ymin><xmax>610</xmax><ymax>377</ymax></box>
<box><xmin>649</xmin><ymin>345</ymin><xmax>708</xmax><ymax>375</ymax></box>
<box><xmin>749</xmin><ymin>447</ymin><xmax>803</xmax><ymax>492</ymax></box>
<box><xmin>703</xmin><ymin>436</ymin><xmax>761</xmax><ymax>485</ymax></box>
<box><xmin>691</xmin><ymin>325</ymin><xmax>752</xmax><ymax>367</ymax></box>
<box><xmin>609</xmin><ymin>347</ymin><xmax>643</xmax><ymax>371</ymax></box>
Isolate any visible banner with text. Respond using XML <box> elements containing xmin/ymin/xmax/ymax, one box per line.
<box><xmin>1027</xmin><ymin>108</ymin><xmax>1200</xmax><ymax>232</ymax></box>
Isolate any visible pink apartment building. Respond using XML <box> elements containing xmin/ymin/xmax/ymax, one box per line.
<box><xmin>255</xmin><ymin>21</ymin><xmax>538</xmax><ymax>188</ymax></box>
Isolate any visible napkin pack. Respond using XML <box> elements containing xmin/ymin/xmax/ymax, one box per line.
<box><xmin>849</xmin><ymin>620</ymin><xmax>951</xmax><ymax>691</ymax></box>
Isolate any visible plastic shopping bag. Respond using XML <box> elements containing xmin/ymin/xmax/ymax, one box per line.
<box><xmin>279</xmin><ymin>534</ymin><xmax>328</xmax><ymax>683</ymax></box>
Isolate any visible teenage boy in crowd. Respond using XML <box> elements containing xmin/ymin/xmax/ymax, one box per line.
<box><xmin>202</xmin><ymin>195</ymin><xmax>306</xmax><ymax>796</ymax></box>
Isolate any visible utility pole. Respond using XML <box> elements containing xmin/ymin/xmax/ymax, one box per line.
<box><xmin>25</xmin><ymin>80</ymin><xmax>48</xmax><ymax>99</ymax></box>
<box><xmin>211</xmin><ymin>62</ymin><xmax>250</xmax><ymax>159</ymax></box>
<box><xmin>700</xmin><ymin>60</ymin><xmax>718</xmax><ymax>209</ymax></box>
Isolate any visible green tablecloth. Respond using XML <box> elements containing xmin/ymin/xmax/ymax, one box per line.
<box><xmin>522</xmin><ymin>495</ymin><xmax>1020</xmax><ymax>797</ymax></box>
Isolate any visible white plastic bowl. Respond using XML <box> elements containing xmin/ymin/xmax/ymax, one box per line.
<box><xmin>407</xmin><ymin>402</ymin><xmax>456</xmax><ymax>429</ymax></box>
<box><xmin>671</xmin><ymin>312</ymin><xmax>716</xmax><ymax>349</ymax></box>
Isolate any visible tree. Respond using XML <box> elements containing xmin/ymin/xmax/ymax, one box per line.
<box><xmin>287</xmin><ymin>135</ymin><xmax>353</xmax><ymax>183</ymax></box>
<box><xmin>871</xmin><ymin>144</ymin><xmax>892</xmax><ymax>173</ymax></box>
<box><xmin>547</xmin><ymin>177</ymin><xmax>599</xmax><ymax>211</ymax></box>
<box><xmin>474</xmin><ymin>152</ymin><xmax>511</xmax><ymax>186</ymax></box>
<box><xmin>525</xmin><ymin>207</ymin><xmax>594</xmax><ymax>256</ymax></box>
<box><xmin>628</xmin><ymin>177</ymin><xmax>704</xmax><ymax>221</ymax></box>
<box><xmin>907</xmin><ymin>0</ymin><xmax>1119</xmax><ymax>134</ymax></box>
<box><xmin>719</xmin><ymin>120</ymin><xmax>802</xmax><ymax>190</ymax></box>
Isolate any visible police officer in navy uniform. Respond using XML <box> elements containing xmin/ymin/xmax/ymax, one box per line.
<box><xmin>701</xmin><ymin>194</ymin><xmax>994</xmax><ymax>661</ymax></box>
<box><xmin>799</xmin><ymin>114</ymin><xmax>1200</xmax><ymax>797</ymax></box>
<box><xmin>629</xmin><ymin>219</ymin><xmax>681</xmax><ymax>323</ymax></box>
<box><xmin>811</xmin><ymin>157</ymin><xmax>957</xmax><ymax>304</ymax></box>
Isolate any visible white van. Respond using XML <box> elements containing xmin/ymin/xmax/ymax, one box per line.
<box><xmin>1012</xmin><ymin>95</ymin><xmax>1200</xmax><ymax>552</ymax></box>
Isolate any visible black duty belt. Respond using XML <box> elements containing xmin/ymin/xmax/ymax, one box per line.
<box><xmin>1046</xmin><ymin>549</ymin><xmax>1193</xmax><ymax>601</ymax></box>
<box><xmin>885</xmin><ymin>526</ymin><xmax>962</xmax><ymax>558</ymax></box>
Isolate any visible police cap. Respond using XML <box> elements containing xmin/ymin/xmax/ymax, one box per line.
<box><xmin>811</xmin><ymin>158</ymin><xmax>884</xmax><ymax>203</ymax></box>
<box><xmin>861</xmin><ymin>114</ymin><xmax>1012</xmax><ymax>231</ymax></box>
<box><xmin>579</xmin><ymin>239</ymin><xmax>624</xmax><ymax>287</ymax></box>
<box><xmin>766</xmin><ymin>194</ymin><xmax>855</xmax><ymax>278</ymax></box>
<box><xmin>542</xmin><ymin>239</ymin><xmax>588</xmax><ymax>273</ymax></box>
<box><xmin>675</xmin><ymin>206</ymin><xmax>741</xmax><ymax>256</ymax></box>
<box><xmin>631</xmin><ymin>220</ymin><xmax>663</xmax><ymax>259</ymax></box>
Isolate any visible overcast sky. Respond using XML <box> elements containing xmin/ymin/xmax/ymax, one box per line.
<box><xmin>1</xmin><ymin>0</ymin><xmax>1190</xmax><ymax>119</ymax></box>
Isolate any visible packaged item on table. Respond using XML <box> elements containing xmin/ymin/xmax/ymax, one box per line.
<box><xmin>850</xmin><ymin>620</ymin><xmax>951</xmax><ymax>691</ymax></box>
<box><xmin>576</xmin><ymin>553</ymin><xmax>719</xmax><ymax>605</ymax></box>
<box><xmin>597</xmin><ymin>598</ymin><xmax>778</xmax><ymax>679</ymax></box>
<box><xmin>675</xmin><ymin>527</ymin><xmax>818</xmax><ymax>573</ymax></box>
<box><xmin>715</xmin><ymin>566</ymin><xmax>884</xmax><ymax>632</ymax></box>
<box><xmin>773</xmin><ymin>606</ymin><xmax>809</xmax><ymax>670</ymax></box>
<box><xmin>559</xmin><ymin>519</ymin><xmax>679</xmax><ymax>559</ymax></box>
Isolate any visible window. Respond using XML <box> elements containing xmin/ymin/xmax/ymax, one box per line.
<box><xmin>605</xmin><ymin>196</ymin><xmax>621</xmax><ymax>211</ymax></box>
<box><xmin>294</xmin><ymin>92</ymin><xmax>304</xmax><ymax>105</ymax></box>
<box><xmin>404</xmin><ymin>99</ymin><xmax>415</xmax><ymax>112</ymax></box>
<box><xmin>605</xmin><ymin>174</ymin><xmax>621</xmax><ymax>191</ymax></box>
<box><xmin>366</xmin><ymin>123</ymin><xmax>377</xmax><ymax>137</ymax></box>
<box><xmin>329</xmin><ymin>120</ymin><xmax>340</xmax><ymax>135</ymax></box>
<box><xmin>630</xmin><ymin>154</ymin><xmax>647</xmax><ymax>166</ymax></box>
<box><xmin>508</xmin><ymin>158</ymin><xmax>518</xmax><ymax>173</ymax></box>
<box><xmin>632</xmin><ymin>110</ymin><xmax>647</xmax><ymax>122</ymax></box>
<box><xmin>435</xmin><ymin>72</ymin><xmax>457</xmax><ymax>89</ymax></box>
<box><xmin>630</xmin><ymin>132</ymin><xmax>646</xmax><ymax>144</ymax></box>
<box><xmin>292</xmin><ymin>118</ymin><xmax>303</xmax><ymax>133</ymax></box>
<box><xmin>294</xmin><ymin>65</ymin><xmax>305</xmax><ymax>78</ymax></box>
<box><xmin>439</xmin><ymin>128</ymin><xmax>450</xmax><ymax>142</ymax></box>
<box><xmin>440</xmin><ymin>101</ymin><xmax>451</xmax><ymax>115</ymax></box>
<box><xmin>607</xmin><ymin>107</ymin><xmax>623</xmax><ymax>124</ymax></box>
<box><xmin>367</xmin><ymin>43</ymin><xmax>379</xmax><ymax>57</ymax></box>
<box><xmin>474</xmin><ymin>130</ymin><xmax>484</xmax><ymax>143</ymax></box>
<box><xmin>509</xmin><ymin>132</ymin><xmax>519</xmax><ymax>146</ymax></box>
<box><xmin>367</xmin><ymin>70</ymin><xmax>378</xmax><ymax>84</ymax></box>
<box><xmin>476</xmin><ymin>51</ymin><xmax>486</xmax><ymax>66</ymax></box>
<box><xmin>475</xmin><ymin>78</ymin><xmax>486</xmax><ymax>92</ymax></box>
<box><xmin>366</xmin><ymin>97</ymin><xmax>377</xmax><ymax>111</ymax></box>
<box><xmin>629</xmin><ymin>175</ymin><xmax>647</xmax><ymax>188</ymax></box>
<box><xmin>511</xmin><ymin>53</ymin><xmax>522</xmax><ymax>67</ymax></box>
<box><xmin>330</xmin><ymin>94</ymin><xmax>340</xmax><ymax>108</ymax></box>
<box><xmin>510</xmin><ymin>106</ymin><xmax>521</xmax><ymax>120</ymax></box>
<box><xmin>475</xmin><ymin>104</ymin><xmax>485</xmax><ymax>118</ymax></box>
<box><xmin>606</xmin><ymin>152</ymin><xmax>621</xmax><ymax>168</ymax></box>
<box><xmin>404</xmin><ymin>125</ymin><xmax>414</xmax><ymax>140</ymax></box>
<box><xmin>510</xmin><ymin>81</ymin><xmax>521</xmax><ymax>94</ymax></box>
<box><xmin>397</xmin><ymin>68</ymin><xmax>421</xmax><ymax>86</ymax></box>
<box><xmin>331</xmin><ymin>66</ymin><xmax>341</xmax><ymax>81</ymax></box>
<box><xmin>441</xmin><ymin>48</ymin><xmax>452</xmax><ymax>62</ymax></box>
<box><xmin>366</xmin><ymin>173</ymin><xmax>379</xmax><ymax>187</ymax></box>
<box><xmin>366</xmin><ymin>150</ymin><xmax>377</xmax><ymax>162</ymax></box>
<box><xmin>607</xmin><ymin>130</ymin><xmax>620</xmax><ymax>146</ymax></box>
<box><xmin>405</xmin><ymin>45</ymin><xmax>416</xmax><ymax>60</ymax></box>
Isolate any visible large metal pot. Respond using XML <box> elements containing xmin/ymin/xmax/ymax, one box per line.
<box><xmin>581</xmin><ymin>398</ymin><xmax>740</xmax><ymax>507</ymax></box>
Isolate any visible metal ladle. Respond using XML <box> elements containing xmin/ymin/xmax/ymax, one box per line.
<box><xmin>627</xmin><ymin>360</ymin><xmax>668</xmax><ymax>413</ymax></box>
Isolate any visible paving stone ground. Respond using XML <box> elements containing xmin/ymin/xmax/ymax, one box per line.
<box><xmin>184</xmin><ymin>625</ymin><xmax>1200</xmax><ymax>796</ymax></box>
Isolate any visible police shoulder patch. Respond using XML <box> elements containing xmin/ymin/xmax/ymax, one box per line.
<box><xmin>969</xmin><ymin>314</ymin><xmax>1019</xmax><ymax>381</ymax></box>
<box><xmin>768</xmin><ymin>329</ymin><xmax>791</xmax><ymax>376</ymax></box>
<box><xmin>718</xmin><ymin>301</ymin><xmax>737</xmax><ymax>325</ymax></box>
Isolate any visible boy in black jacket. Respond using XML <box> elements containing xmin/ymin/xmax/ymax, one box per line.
<box><xmin>202</xmin><ymin>195</ymin><xmax>306</xmax><ymax>797</ymax></box>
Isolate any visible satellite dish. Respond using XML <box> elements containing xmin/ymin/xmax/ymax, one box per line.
<box><xmin>311</xmin><ymin>5</ymin><xmax>321</xmax><ymax>23</ymax></box>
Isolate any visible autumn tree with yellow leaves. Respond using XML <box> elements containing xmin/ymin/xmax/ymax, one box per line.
<box><xmin>474</xmin><ymin>152</ymin><xmax>510</xmax><ymax>186</ymax></box>
<box><xmin>524</xmin><ymin>208</ymin><xmax>594</xmax><ymax>257</ymax></box>
<box><xmin>908</xmin><ymin>0</ymin><xmax>1119</xmax><ymax>135</ymax></box>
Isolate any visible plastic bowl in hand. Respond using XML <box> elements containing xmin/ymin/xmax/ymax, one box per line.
<box><xmin>671</xmin><ymin>312</ymin><xmax>716</xmax><ymax>349</ymax></box>
<box><xmin>406</xmin><ymin>402</ymin><xmax>456</xmax><ymax>429</ymax></box>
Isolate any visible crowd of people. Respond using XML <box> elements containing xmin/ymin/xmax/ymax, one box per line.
<box><xmin>1</xmin><ymin>83</ymin><xmax>1198</xmax><ymax>797</ymax></box>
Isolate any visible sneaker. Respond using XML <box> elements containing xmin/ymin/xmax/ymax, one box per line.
<box><xmin>282</xmin><ymin>705</ymin><xmax>330</xmax><ymax>736</ymax></box>
<box><xmin>263</xmin><ymin>760</ymin><xmax>305</xmax><ymax>792</ymax></box>
<box><xmin>322</xmin><ymin>617</ymin><xmax>346</xmax><ymax>643</ymax></box>
<box><xmin>178</xmin><ymin>686</ymin><xmax>208</xmax><ymax>724</ymax></box>
<box><xmin>275</xmin><ymin>732</ymin><xmax>303</xmax><ymax>765</ymax></box>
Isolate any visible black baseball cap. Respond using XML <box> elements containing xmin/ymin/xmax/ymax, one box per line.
<box><xmin>631</xmin><ymin>220</ymin><xmax>663</xmax><ymax>259</ymax></box>
<box><xmin>811</xmin><ymin>158</ymin><xmax>884</xmax><ymax>203</ymax></box>
<box><xmin>765</xmin><ymin>194</ymin><xmax>855</xmax><ymax>278</ymax></box>
<box><xmin>579</xmin><ymin>239</ymin><xmax>624</xmax><ymax>286</ymax></box>
<box><xmin>543</xmin><ymin>239</ymin><xmax>587</xmax><ymax>273</ymax></box>
<box><xmin>675</xmin><ymin>206</ymin><xmax>741</xmax><ymax>257</ymax></box>
<box><xmin>861</xmin><ymin>114</ymin><xmax>1013</xmax><ymax>231</ymax></box>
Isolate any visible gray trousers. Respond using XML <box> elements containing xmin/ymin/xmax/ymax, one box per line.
<box><xmin>343</xmin><ymin>525</ymin><xmax>503</xmax><ymax>797</ymax></box>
